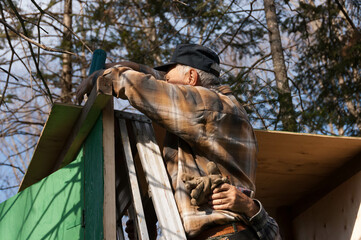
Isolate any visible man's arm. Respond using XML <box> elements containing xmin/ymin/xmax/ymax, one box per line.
<box><xmin>87</xmin><ymin>66</ymin><xmax>206</xmax><ymax>139</ymax></box>
<box><xmin>209</xmin><ymin>183</ymin><xmax>281</xmax><ymax>240</ymax></box>
<box><xmin>76</xmin><ymin>61</ymin><xmax>165</xmax><ymax>104</ymax></box>
<box><xmin>105</xmin><ymin>61</ymin><xmax>165</xmax><ymax>80</ymax></box>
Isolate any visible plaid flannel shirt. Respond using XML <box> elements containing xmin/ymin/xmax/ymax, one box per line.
<box><xmin>248</xmin><ymin>200</ymin><xmax>281</xmax><ymax>240</ymax></box>
<box><xmin>106</xmin><ymin>66</ymin><xmax>279</xmax><ymax>239</ymax></box>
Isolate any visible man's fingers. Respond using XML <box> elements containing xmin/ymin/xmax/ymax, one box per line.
<box><xmin>210</xmin><ymin>191</ymin><xmax>226</xmax><ymax>200</ymax></box>
<box><xmin>209</xmin><ymin>198</ymin><xmax>230</xmax><ymax>210</ymax></box>
<box><xmin>211</xmin><ymin>204</ymin><xmax>229</xmax><ymax>211</ymax></box>
<box><xmin>103</xmin><ymin>65</ymin><xmax>131</xmax><ymax>77</ymax></box>
<box><xmin>213</xmin><ymin>183</ymin><xmax>231</xmax><ymax>193</ymax></box>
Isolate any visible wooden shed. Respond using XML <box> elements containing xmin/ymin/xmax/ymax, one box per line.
<box><xmin>0</xmin><ymin>82</ymin><xmax>360</xmax><ymax>239</ymax></box>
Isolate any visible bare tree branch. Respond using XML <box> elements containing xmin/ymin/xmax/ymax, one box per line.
<box><xmin>0</xmin><ymin>163</ymin><xmax>25</xmax><ymax>174</ymax></box>
<box><xmin>0</xmin><ymin>185</ymin><xmax>19</xmax><ymax>191</ymax></box>
<box><xmin>0</xmin><ymin>19</ymin><xmax>79</xmax><ymax>57</ymax></box>
<box><xmin>30</xmin><ymin>0</ymin><xmax>93</xmax><ymax>54</ymax></box>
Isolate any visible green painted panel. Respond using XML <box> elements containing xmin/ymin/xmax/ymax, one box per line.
<box><xmin>84</xmin><ymin>115</ymin><xmax>104</xmax><ymax>240</ymax></box>
<box><xmin>0</xmin><ymin>149</ymin><xmax>84</xmax><ymax>240</ymax></box>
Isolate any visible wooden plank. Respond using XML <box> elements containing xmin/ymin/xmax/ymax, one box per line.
<box><xmin>119</xmin><ymin>119</ymin><xmax>150</xmax><ymax>240</ymax></box>
<box><xmin>84</xmin><ymin>117</ymin><xmax>104</xmax><ymax>240</ymax></box>
<box><xmin>132</xmin><ymin>120</ymin><xmax>186</xmax><ymax>240</ymax></box>
<box><xmin>114</xmin><ymin>118</ymin><xmax>132</xmax><ymax>216</ymax></box>
<box><xmin>117</xmin><ymin>226</ymin><xmax>125</xmax><ymax>240</ymax></box>
<box><xmin>53</xmin><ymin>76</ymin><xmax>113</xmax><ymax>171</ymax></box>
<box><xmin>18</xmin><ymin>103</ymin><xmax>82</xmax><ymax>192</ymax></box>
<box><xmin>102</xmin><ymin>100</ymin><xmax>117</xmax><ymax>240</ymax></box>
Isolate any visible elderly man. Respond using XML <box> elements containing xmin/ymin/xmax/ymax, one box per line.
<box><xmin>76</xmin><ymin>44</ymin><xmax>280</xmax><ymax>240</ymax></box>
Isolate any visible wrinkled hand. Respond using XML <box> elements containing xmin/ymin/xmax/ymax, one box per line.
<box><xmin>209</xmin><ymin>183</ymin><xmax>259</xmax><ymax>218</ymax></box>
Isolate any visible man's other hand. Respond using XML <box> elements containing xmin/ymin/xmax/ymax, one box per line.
<box><xmin>209</xmin><ymin>183</ymin><xmax>259</xmax><ymax>218</ymax></box>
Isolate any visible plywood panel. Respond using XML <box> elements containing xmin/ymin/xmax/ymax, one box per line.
<box><xmin>256</xmin><ymin>130</ymin><xmax>361</xmax><ymax>176</ymax></box>
<box><xmin>0</xmin><ymin>148</ymin><xmax>84</xmax><ymax>239</ymax></box>
<box><xmin>293</xmin><ymin>171</ymin><xmax>361</xmax><ymax>240</ymax></box>
<box><xmin>20</xmin><ymin>74</ymin><xmax>113</xmax><ymax>192</ymax></box>
<box><xmin>255</xmin><ymin>172</ymin><xmax>323</xmax><ymax>208</ymax></box>
<box><xmin>19</xmin><ymin>103</ymin><xmax>82</xmax><ymax>192</ymax></box>
<box><xmin>55</xmin><ymin>79</ymin><xmax>112</xmax><ymax>170</ymax></box>
<box><xmin>255</xmin><ymin>130</ymin><xmax>361</xmax><ymax>208</ymax></box>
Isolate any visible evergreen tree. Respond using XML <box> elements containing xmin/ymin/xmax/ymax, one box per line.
<box><xmin>283</xmin><ymin>0</ymin><xmax>361</xmax><ymax>135</ymax></box>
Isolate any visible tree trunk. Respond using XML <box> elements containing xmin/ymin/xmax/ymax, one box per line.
<box><xmin>61</xmin><ymin>0</ymin><xmax>73</xmax><ymax>103</ymax></box>
<box><xmin>264</xmin><ymin>0</ymin><xmax>297</xmax><ymax>132</ymax></box>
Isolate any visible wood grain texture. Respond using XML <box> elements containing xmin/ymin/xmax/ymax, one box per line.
<box><xmin>132</xmin><ymin>120</ymin><xmax>186</xmax><ymax>240</ymax></box>
<box><xmin>255</xmin><ymin>130</ymin><xmax>361</xmax><ymax>209</ymax></box>
<box><xmin>292</xmin><ymin>171</ymin><xmax>361</xmax><ymax>240</ymax></box>
<box><xmin>102</xmin><ymin>100</ymin><xmax>117</xmax><ymax>240</ymax></box>
<box><xmin>84</xmin><ymin>116</ymin><xmax>104</xmax><ymax>240</ymax></box>
<box><xmin>119</xmin><ymin>119</ymin><xmax>149</xmax><ymax>240</ymax></box>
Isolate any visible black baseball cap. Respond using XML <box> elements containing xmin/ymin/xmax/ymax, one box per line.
<box><xmin>154</xmin><ymin>44</ymin><xmax>221</xmax><ymax>77</ymax></box>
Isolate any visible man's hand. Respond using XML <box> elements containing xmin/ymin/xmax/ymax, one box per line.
<box><xmin>76</xmin><ymin>69</ymin><xmax>104</xmax><ymax>104</ymax></box>
<box><xmin>209</xmin><ymin>183</ymin><xmax>259</xmax><ymax>218</ymax></box>
<box><xmin>76</xmin><ymin>65</ymin><xmax>132</xmax><ymax>104</ymax></box>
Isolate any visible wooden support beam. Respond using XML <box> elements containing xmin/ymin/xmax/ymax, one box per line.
<box><xmin>102</xmin><ymin>99</ymin><xmax>117</xmax><ymax>240</ymax></box>
<box><xmin>52</xmin><ymin>76</ymin><xmax>113</xmax><ymax>171</ymax></box>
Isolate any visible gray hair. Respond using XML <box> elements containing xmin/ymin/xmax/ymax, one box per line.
<box><xmin>175</xmin><ymin>64</ymin><xmax>220</xmax><ymax>88</ymax></box>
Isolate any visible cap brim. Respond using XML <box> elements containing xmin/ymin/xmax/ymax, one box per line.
<box><xmin>154</xmin><ymin>62</ymin><xmax>176</xmax><ymax>72</ymax></box>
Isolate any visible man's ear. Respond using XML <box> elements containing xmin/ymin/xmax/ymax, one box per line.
<box><xmin>188</xmin><ymin>68</ymin><xmax>200</xmax><ymax>86</ymax></box>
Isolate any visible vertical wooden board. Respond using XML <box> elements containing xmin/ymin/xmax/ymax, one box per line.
<box><xmin>0</xmin><ymin>149</ymin><xmax>84</xmax><ymax>240</ymax></box>
<box><xmin>132</xmin><ymin>121</ymin><xmax>186</xmax><ymax>240</ymax></box>
<box><xmin>102</xmin><ymin>101</ymin><xmax>117</xmax><ymax>240</ymax></box>
<box><xmin>84</xmin><ymin>116</ymin><xmax>104</xmax><ymax>240</ymax></box>
<box><xmin>293</xmin><ymin>171</ymin><xmax>361</xmax><ymax>240</ymax></box>
<box><xmin>119</xmin><ymin>119</ymin><xmax>149</xmax><ymax>240</ymax></box>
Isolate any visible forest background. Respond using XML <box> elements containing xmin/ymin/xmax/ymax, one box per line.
<box><xmin>0</xmin><ymin>0</ymin><xmax>360</xmax><ymax>203</ymax></box>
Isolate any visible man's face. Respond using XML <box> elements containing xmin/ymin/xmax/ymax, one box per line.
<box><xmin>165</xmin><ymin>66</ymin><xmax>190</xmax><ymax>85</ymax></box>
